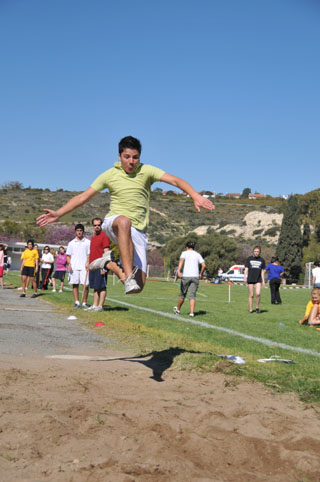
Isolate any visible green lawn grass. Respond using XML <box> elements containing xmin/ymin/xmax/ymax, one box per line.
<box><xmin>6</xmin><ymin>272</ymin><xmax>320</xmax><ymax>404</ymax></box>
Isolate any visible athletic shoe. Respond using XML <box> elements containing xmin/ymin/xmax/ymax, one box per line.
<box><xmin>20</xmin><ymin>293</ymin><xmax>26</xmax><ymax>298</ymax></box>
<box><xmin>173</xmin><ymin>306</ymin><xmax>180</xmax><ymax>314</ymax></box>
<box><xmin>93</xmin><ymin>306</ymin><xmax>103</xmax><ymax>312</ymax></box>
<box><xmin>74</xmin><ymin>302</ymin><xmax>80</xmax><ymax>308</ymax></box>
<box><xmin>256</xmin><ymin>309</ymin><xmax>261</xmax><ymax>314</ymax></box>
<box><xmin>89</xmin><ymin>251</ymin><xmax>114</xmax><ymax>271</ymax></box>
<box><xmin>31</xmin><ymin>294</ymin><xmax>38</xmax><ymax>299</ymax></box>
<box><xmin>52</xmin><ymin>289</ymin><xmax>56</xmax><ymax>293</ymax></box>
<box><xmin>82</xmin><ymin>303</ymin><xmax>90</xmax><ymax>309</ymax></box>
<box><xmin>59</xmin><ymin>290</ymin><xmax>63</xmax><ymax>293</ymax></box>
<box><xmin>124</xmin><ymin>267</ymin><xmax>141</xmax><ymax>294</ymax></box>
<box><xmin>84</xmin><ymin>305</ymin><xmax>95</xmax><ymax>311</ymax></box>
<box><xmin>189</xmin><ymin>313</ymin><xmax>194</xmax><ymax>317</ymax></box>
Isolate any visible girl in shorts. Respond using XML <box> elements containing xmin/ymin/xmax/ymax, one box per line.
<box><xmin>244</xmin><ymin>246</ymin><xmax>266</xmax><ymax>314</ymax></box>
<box><xmin>52</xmin><ymin>246</ymin><xmax>67</xmax><ymax>292</ymax></box>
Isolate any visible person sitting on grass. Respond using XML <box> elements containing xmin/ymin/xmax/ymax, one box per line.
<box><xmin>299</xmin><ymin>288</ymin><xmax>320</xmax><ymax>328</ymax></box>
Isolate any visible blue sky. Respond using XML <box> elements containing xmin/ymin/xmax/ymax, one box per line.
<box><xmin>0</xmin><ymin>0</ymin><xmax>319</xmax><ymax>197</ymax></box>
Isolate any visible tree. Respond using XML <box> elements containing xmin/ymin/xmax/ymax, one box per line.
<box><xmin>276</xmin><ymin>195</ymin><xmax>302</xmax><ymax>283</ymax></box>
<box><xmin>240</xmin><ymin>187</ymin><xmax>251</xmax><ymax>199</ymax></box>
<box><xmin>302</xmin><ymin>223</ymin><xmax>311</xmax><ymax>247</ymax></box>
<box><xmin>1</xmin><ymin>180</ymin><xmax>24</xmax><ymax>190</ymax></box>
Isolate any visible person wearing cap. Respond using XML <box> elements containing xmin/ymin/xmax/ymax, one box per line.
<box><xmin>173</xmin><ymin>241</ymin><xmax>206</xmax><ymax>317</ymax></box>
<box><xmin>312</xmin><ymin>261</ymin><xmax>320</xmax><ymax>288</ymax></box>
<box><xmin>36</xmin><ymin>136</ymin><xmax>214</xmax><ymax>296</ymax></box>
<box><xmin>66</xmin><ymin>224</ymin><xmax>91</xmax><ymax>308</ymax></box>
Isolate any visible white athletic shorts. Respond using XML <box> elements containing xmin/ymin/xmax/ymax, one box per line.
<box><xmin>102</xmin><ymin>215</ymin><xmax>148</xmax><ymax>273</ymax></box>
<box><xmin>68</xmin><ymin>269</ymin><xmax>89</xmax><ymax>285</ymax></box>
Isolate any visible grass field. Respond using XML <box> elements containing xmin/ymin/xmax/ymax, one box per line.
<box><xmin>6</xmin><ymin>272</ymin><xmax>320</xmax><ymax>404</ymax></box>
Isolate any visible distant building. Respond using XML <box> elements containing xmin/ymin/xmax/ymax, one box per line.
<box><xmin>225</xmin><ymin>193</ymin><xmax>241</xmax><ymax>199</ymax></box>
<box><xmin>248</xmin><ymin>193</ymin><xmax>266</xmax><ymax>199</ymax></box>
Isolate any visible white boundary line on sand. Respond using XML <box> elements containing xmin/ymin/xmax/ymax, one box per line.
<box><xmin>105</xmin><ymin>296</ymin><xmax>320</xmax><ymax>359</ymax></box>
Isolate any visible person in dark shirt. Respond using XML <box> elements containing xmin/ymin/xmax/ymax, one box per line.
<box><xmin>265</xmin><ymin>256</ymin><xmax>285</xmax><ymax>304</ymax></box>
<box><xmin>244</xmin><ymin>246</ymin><xmax>266</xmax><ymax>314</ymax></box>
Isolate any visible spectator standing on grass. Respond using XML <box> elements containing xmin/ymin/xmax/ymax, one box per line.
<box><xmin>6</xmin><ymin>255</ymin><xmax>11</xmax><ymax>274</ymax></box>
<box><xmin>34</xmin><ymin>244</ymin><xmax>41</xmax><ymax>288</ymax></box>
<box><xmin>87</xmin><ymin>218</ymin><xmax>125</xmax><ymax>312</ymax></box>
<box><xmin>66</xmin><ymin>224</ymin><xmax>90</xmax><ymax>309</ymax></box>
<box><xmin>20</xmin><ymin>240</ymin><xmax>39</xmax><ymax>298</ymax></box>
<box><xmin>173</xmin><ymin>241</ymin><xmax>205</xmax><ymax>317</ymax></box>
<box><xmin>265</xmin><ymin>256</ymin><xmax>285</xmax><ymax>305</ymax></box>
<box><xmin>244</xmin><ymin>245</ymin><xmax>266</xmax><ymax>314</ymax></box>
<box><xmin>47</xmin><ymin>247</ymin><xmax>56</xmax><ymax>286</ymax></box>
<box><xmin>2</xmin><ymin>243</ymin><xmax>8</xmax><ymax>275</ymax></box>
<box><xmin>312</xmin><ymin>262</ymin><xmax>320</xmax><ymax>288</ymax></box>
<box><xmin>40</xmin><ymin>245</ymin><xmax>55</xmax><ymax>290</ymax></box>
<box><xmin>52</xmin><ymin>246</ymin><xmax>67</xmax><ymax>292</ymax></box>
<box><xmin>0</xmin><ymin>244</ymin><xmax>5</xmax><ymax>288</ymax></box>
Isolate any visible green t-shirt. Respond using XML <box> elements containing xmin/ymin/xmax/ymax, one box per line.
<box><xmin>91</xmin><ymin>162</ymin><xmax>165</xmax><ymax>232</ymax></box>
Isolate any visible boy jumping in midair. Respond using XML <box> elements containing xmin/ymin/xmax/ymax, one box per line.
<box><xmin>37</xmin><ymin>136</ymin><xmax>214</xmax><ymax>294</ymax></box>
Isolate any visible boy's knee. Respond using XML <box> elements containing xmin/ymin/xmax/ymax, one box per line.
<box><xmin>114</xmin><ymin>215</ymin><xmax>131</xmax><ymax>232</ymax></box>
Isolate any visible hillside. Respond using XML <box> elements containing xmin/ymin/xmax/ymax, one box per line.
<box><xmin>0</xmin><ymin>187</ymin><xmax>286</xmax><ymax>244</ymax></box>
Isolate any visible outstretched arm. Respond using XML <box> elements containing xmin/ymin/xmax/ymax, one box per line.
<box><xmin>36</xmin><ymin>187</ymin><xmax>98</xmax><ymax>227</ymax></box>
<box><xmin>160</xmin><ymin>173</ymin><xmax>215</xmax><ymax>212</ymax></box>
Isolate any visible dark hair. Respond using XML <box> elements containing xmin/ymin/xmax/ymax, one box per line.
<box><xmin>75</xmin><ymin>224</ymin><xmax>84</xmax><ymax>231</ymax></box>
<box><xmin>119</xmin><ymin>136</ymin><xmax>142</xmax><ymax>155</ymax></box>
<box><xmin>27</xmin><ymin>240</ymin><xmax>34</xmax><ymax>246</ymax></box>
<box><xmin>44</xmin><ymin>245</ymin><xmax>50</xmax><ymax>250</ymax></box>
<box><xmin>92</xmin><ymin>217</ymin><xmax>103</xmax><ymax>225</ymax></box>
<box><xmin>314</xmin><ymin>261</ymin><xmax>319</xmax><ymax>267</ymax></box>
<box><xmin>253</xmin><ymin>245</ymin><xmax>261</xmax><ymax>252</ymax></box>
<box><xmin>271</xmin><ymin>256</ymin><xmax>279</xmax><ymax>263</ymax></box>
<box><xmin>59</xmin><ymin>246</ymin><xmax>65</xmax><ymax>251</ymax></box>
<box><xmin>186</xmin><ymin>241</ymin><xmax>196</xmax><ymax>249</ymax></box>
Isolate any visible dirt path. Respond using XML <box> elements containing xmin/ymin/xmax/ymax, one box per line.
<box><xmin>0</xmin><ymin>288</ymin><xmax>320</xmax><ymax>481</ymax></box>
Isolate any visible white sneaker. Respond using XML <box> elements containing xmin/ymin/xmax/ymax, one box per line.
<box><xmin>173</xmin><ymin>306</ymin><xmax>180</xmax><ymax>314</ymax></box>
<box><xmin>59</xmin><ymin>290</ymin><xmax>63</xmax><ymax>293</ymax></box>
<box><xmin>93</xmin><ymin>306</ymin><xmax>103</xmax><ymax>312</ymax></box>
<box><xmin>52</xmin><ymin>289</ymin><xmax>56</xmax><ymax>293</ymax></box>
<box><xmin>89</xmin><ymin>251</ymin><xmax>113</xmax><ymax>271</ymax></box>
<box><xmin>189</xmin><ymin>313</ymin><xmax>194</xmax><ymax>317</ymax></box>
<box><xmin>124</xmin><ymin>267</ymin><xmax>141</xmax><ymax>294</ymax></box>
<box><xmin>84</xmin><ymin>305</ymin><xmax>95</xmax><ymax>311</ymax></box>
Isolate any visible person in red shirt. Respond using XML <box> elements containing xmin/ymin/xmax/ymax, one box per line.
<box><xmin>87</xmin><ymin>218</ymin><xmax>124</xmax><ymax>312</ymax></box>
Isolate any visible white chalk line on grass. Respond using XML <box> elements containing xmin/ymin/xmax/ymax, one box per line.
<box><xmin>105</xmin><ymin>296</ymin><xmax>320</xmax><ymax>359</ymax></box>
<box><xmin>61</xmin><ymin>287</ymin><xmax>320</xmax><ymax>359</ymax></box>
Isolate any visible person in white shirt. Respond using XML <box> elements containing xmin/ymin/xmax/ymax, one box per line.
<box><xmin>66</xmin><ymin>224</ymin><xmax>91</xmax><ymax>308</ymax></box>
<box><xmin>40</xmin><ymin>245</ymin><xmax>55</xmax><ymax>290</ymax></box>
<box><xmin>173</xmin><ymin>241</ymin><xmax>205</xmax><ymax>317</ymax></box>
<box><xmin>312</xmin><ymin>262</ymin><xmax>320</xmax><ymax>288</ymax></box>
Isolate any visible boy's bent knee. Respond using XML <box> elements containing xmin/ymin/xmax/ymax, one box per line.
<box><xmin>113</xmin><ymin>215</ymin><xmax>132</xmax><ymax>232</ymax></box>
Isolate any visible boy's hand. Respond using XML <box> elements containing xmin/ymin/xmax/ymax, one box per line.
<box><xmin>193</xmin><ymin>194</ymin><xmax>215</xmax><ymax>213</ymax></box>
<box><xmin>36</xmin><ymin>209</ymin><xmax>60</xmax><ymax>227</ymax></box>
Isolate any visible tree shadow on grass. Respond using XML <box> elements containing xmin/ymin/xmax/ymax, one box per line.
<box><xmin>96</xmin><ymin>347</ymin><xmax>206</xmax><ymax>382</ymax></box>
